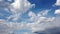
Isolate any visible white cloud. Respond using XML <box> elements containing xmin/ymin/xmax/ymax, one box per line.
<box><xmin>29</xmin><ymin>17</ymin><xmax>55</xmax><ymax>32</ymax></box>
<box><xmin>55</xmin><ymin>0</ymin><xmax>60</xmax><ymax>6</ymax></box>
<box><xmin>0</xmin><ymin>0</ymin><xmax>35</xmax><ymax>22</ymax></box>
<box><xmin>28</xmin><ymin>12</ymin><xmax>60</xmax><ymax>32</ymax></box>
<box><xmin>27</xmin><ymin>10</ymin><xmax>56</xmax><ymax>32</ymax></box>
<box><xmin>0</xmin><ymin>8</ymin><xmax>58</xmax><ymax>34</ymax></box>
<box><xmin>7</xmin><ymin>0</ymin><xmax>35</xmax><ymax>21</ymax></box>
<box><xmin>0</xmin><ymin>0</ymin><xmax>35</xmax><ymax>34</ymax></box>
<box><xmin>28</xmin><ymin>10</ymin><xmax>51</xmax><ymax>23</ymax></box>
<box><xmin>55</xmin><ymin>9</ymin><xmax>60</xmax><ymax>14</ymax></box>
<box><xmin>28</xmin><ymin>11</ymin><xmax>36</xmax><ymax>21</ymax></box>
<box><xmin>0</xmin><ymin>16</ymin><xmax>58</xmax><ymax>34</ymax></box>
<box><xmin>23</xmin><ymin>32</ymin><xmax>29</xmax><ymax>34</ymax></box>
<box><xmin>38</xmin><ymin>10</ymin><xmax>49</xmax><ymax>16</ymax></box>
<box><xmin>10</xmin><ymin>0</ymin><xmax>35</xmax><ymax>14</ymax></box>
<box><xmin>0</xmin><ymin>0</ymin><xmax>60</xmax><ymax>34</ymax></box>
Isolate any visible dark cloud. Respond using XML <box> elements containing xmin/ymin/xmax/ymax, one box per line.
<box><xmin>34</xmin><ymin>27</ymin><xmax>60</xmax><ymax>34</ymax></box>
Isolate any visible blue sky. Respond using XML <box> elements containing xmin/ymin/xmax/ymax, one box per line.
<box><xmin>0</xmin><ymin>0</ymin><xmax>60</xmax><ymax>34</ymax></box>
<box><xmin>0</xmin><ymin>0</ymin><xmax>59</xmax><ymax>21</ymax></box>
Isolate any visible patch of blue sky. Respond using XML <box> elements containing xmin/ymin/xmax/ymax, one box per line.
<box><xmin>28</xmin><ymin>0</ymin><xmax>58</xmax><ymax>17</ymax></box>
<box><xmin>28</xmin><ymin>0</ymin><xmax>56</xmax><ymax>8</ymax></box>
<box><xmin>14</xmin><ymin>29</ymin><xmax>33</xmax><ymax>34</ymax></box>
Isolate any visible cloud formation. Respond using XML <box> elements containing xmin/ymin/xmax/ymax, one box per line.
<box><xmin>7</xmin><ymin>0</ymin><xmax>35</xmax><ymax>22</ymax></box>
<box><xmin>55</xmin><ymin>9</ymin><xmax>60</xmax><ymax>14</ymax></box>
<box><xmin>0</xmin><ymin>0</ymin><xmax>60</xmax><ymax>34</ymax></box>
<box><xmin>0</xmin><ymin>10</ymin><xmax>60</xmax><ymax>34</ymax></box>
<box><xmin>55</xmin><ymin>0</ymin><xmax>60</xmax><ymax>6</ymax></box>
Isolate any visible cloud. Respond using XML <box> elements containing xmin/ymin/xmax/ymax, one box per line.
<box><xmin>26</xmin><ymin>10</ymin><xmax>56</xmax><ymax>32</ymax></box>
<box><xmin>10</xmin><ymin>0</ymin><xmax>35</xmax><ymax>14</ymax></box>
<box><xmin>55</xmin><ymin>0</ymin><xmax>60</xmax><ymax>6</ymax></box>
<box><xmin>0</xmin><ymin>11</ymin><xmax>59</xmax><ymax>34</ymax></box>
<box><xmin>34</xmin><ymin>27</ymin><xmax>60</xmax><ymax>34</ymax></box>
<box><xmin>0</xmin><ymin>0</ymin><xmax>60</xmax><ymax>34</ymax></box>
<box><xmin>0</xmin><ymin>0</ymin><xmax>35</xmax><ymax>34</ymax></box>
<box><xmin>0</xmin><ymin>22</ymin><xmax>11</xmax><ymax>34</ymax></box>
<box><xmin>55</xmin><ymin>9</ymin><xmax>60</xmax><ymax>14</ymax></box>
<box><xmin>28</xmin><ymin>11</ymin><xmax>36</xmax><ymax>21</ymax></box>
<box><xmin>28</xmin><ymin>17</ymin><xmax>55</xmax><ymax>32</ymax></box>
<box><xmin>34</xmin><ymin>17</ymin><xmax>60</xmax><ymax>34</ymax></box>
<box><xmin>28</xmin><ymin>10</ymin><xmax>52</xmax><ymax>23</ymax></box>
<box><xmin>7</xmin><ymin>0</ymin><xmax>35</xmax><ymax>21</ymax></box>
<box><xmin>0</xmin><ymin>0</ymin><xmax>35</xmax><ymax>22</ymax></box>
<box><xmin>26</xmin><ymin>9</ymin><xmax>59</xmax><ymax>33</ymax></box>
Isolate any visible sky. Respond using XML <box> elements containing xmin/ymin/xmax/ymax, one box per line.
<box><xmin>0</xmin><ymin>0</ymin><xmax>60</xmax><ymax>34</ymax></box>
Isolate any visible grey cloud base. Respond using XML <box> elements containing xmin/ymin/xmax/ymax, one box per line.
<box><xmin>34</xmin><ymin>27</ymin><xmax>60</xmax><ymax>34</ymax></box>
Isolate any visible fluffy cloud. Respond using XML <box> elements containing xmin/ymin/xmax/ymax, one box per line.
<box><xmin>34</xmin><ymin>17</ymin><xmax>60</xmax><ymax>34</ymax></box>
<box><xmin>0</xmin><ymin>0</ymin><xmax>60</xmax><ymax>34</ymax></box>
<box><xmin>10</xmin><ymin>0</ymin><xmax>35</xmax><ymax>14</ymax></box>
<box><xmin>0</xmin><ymin>0</ymin><xmax>35</xmax><ymax>22</ymax></box>
<box><xmin>55</xmin><ymin>9</ymin><xmax>60</xmax><ymax>14</ymax></box>
<box><xmin>0</xmin><ymin>10</ymin><xmax>58</xmax><ymax>34</ymax></box>
<box><xmin>55</xmin><ymin>0</ymin><xmax>60</xmax><ymax>6</ymax></box>
<box><xmin>26</xmin><ymin>10</ymin><xmax>56</xmax><ymax>32</ymax></box>
<box><xmin>28</xmin><ymin>11</ymin><xmax>36</xmax><ymax>21</ymax></box>
<box><xmin>0</xmin><ymin>0</ymin><xmax>35</xmax><ymax>34</ymax></box>
<box><xmin>28</xmin><ymin>17</ymin><xmax>55</xmax><ymax>32</ymax></box>
<box><xmin>28</xmin><ymin>10</ymin><xmax>52</xmax><ymax>23</ymax></box>
<box><xmin>7</xmin><ymin>0</ymin><xmax>35</xmax><ymax>21</ymax></box>
<box><xmin>10</xmin><ymin>0</ymin><xmax>34</xmax><ymax>13</ymax></box>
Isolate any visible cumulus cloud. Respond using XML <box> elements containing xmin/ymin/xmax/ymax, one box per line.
<box><xmin>0</xmin><ymin>0</ymin><xmax>35</xmax><ymax>22</ymax></box>
<box><xmin>28</xmin><ymin>17</ymin><xmax>55</xmax><ymax>32</ymax></box>
<box><xmin>34</xmin><ymin>17</ymin><xmax>60</xmax><ymax>34</ymax></box>
<box><xmin>10</xmin><ymin>0</ymin><xmax>34</xmax><ymax>13</ymax></box>
<box><xmin>0</xmin><ymin>0</ymin><xmax>35</xmax><ymax>34</ymax></box>
<box><xmin>55</xmin><ymin>0</ymin><xmax>60</xmax><ymax>6</ymax></box>
<box><xmin>28</xmin><ymin>11</ymin><xmax>36</xmax><ymax>22</ymax></box>
<box><xmin>28</xmin><ymin>10</ymin><xmax>52</xmax><ymax>23</ymax></box>
<box><xmin>55</xmin><ymin>9</ymin><xmax>60</xmax><ymax>14</ymax></box>
<box><xmin>25</xmin><ymin>10</ymin><xmax>56</xmax><ymax>32</ymax></box>
<box><xmin>0</xmin><ymin>0</ymin><xmax>60</xmax><ymax>34</ymax></box>
<box><xmin>0</xmin><ymin>11</ymin><xmax>59</xmax><ymax>34</ymax></box>
<box><xmin>7</xmin><ymin>0</ymin><xmax>35</xmax><ymax>21</ymax></box>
